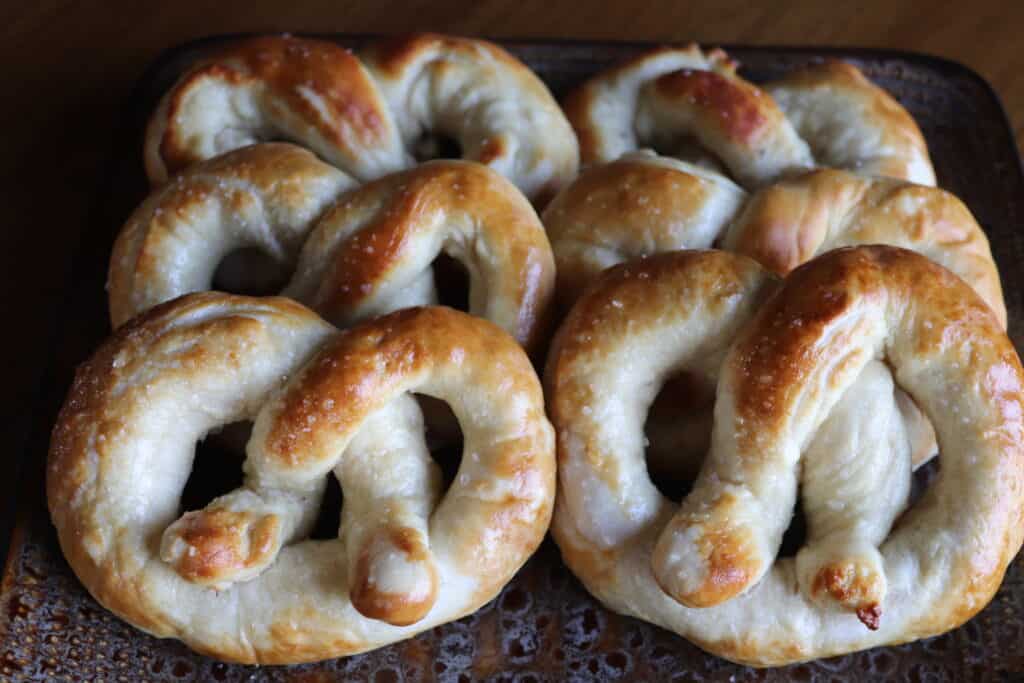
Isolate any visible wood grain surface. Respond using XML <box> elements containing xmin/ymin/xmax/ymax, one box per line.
<box><xmin>4</xmin><ymin>0</ymin><xmax>1022</xmax><ymax>444</ymax></box>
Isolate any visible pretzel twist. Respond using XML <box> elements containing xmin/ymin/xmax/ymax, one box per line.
<box><xmin>48</xmin><ymin>293</ymin><xmax>555</xmax><ymax>663</ymax></box>
<box><xmin>565</xmin><ymin>45</ymin><xmax>934</xmax><ymax>187</ymax></box>
<box><xmin>145</xmin><ymin>34</ymin><xmax>579</xmax><ymax>203</ymax></box>
<box><xmin>547</xmin><ymin>247</ymin><xmax>1024</xmax><ymax>666</ymax></box>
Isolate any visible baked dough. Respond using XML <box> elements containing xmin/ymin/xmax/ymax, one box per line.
<box><xmin>565</xmin><ymin>45</ymin><xmax>934</xmax><ymax>186</ymax></box>
<box><xmin>110</xmin><ymin>143</ymin><xmax>555</xmax><ymax>352</ymax></box>
<box><xmin>145</xmin><ymin>34</ymin><xmax>579</xmax><ymax>203</ymax></box>
<box><xmin>48</xmin><ymin>293</ymin><xmax>555</xmax><ymax>663</ymax></box>
<box><xmin>547</xmin><ymin>247</ymin><xmax>1024</xmax><ymax>666</ymax></box>
<box><xmin>544</xmin><ymin>152</ymin><xmax>1003</xmax><ymax>324</ymax></box>
<box><xmin>544</xmin><ymin>153</ymin><xmax>1002</xmax><ymax>472</ymax></box>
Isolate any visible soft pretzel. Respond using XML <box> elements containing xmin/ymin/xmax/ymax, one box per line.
<box><xmin>721</xmin><ymin>166</ymin><xmax>1004</xmax><ymax>324</ymax></box>
<box><xmin>48</xmin><ymin>293</ymin><xmax>555</xmax><ymax>663</ymax></box>
<box><xmin>563</xmin><ymin>46</ymin><xmax>813</xmax><ymax>187</ymax></box>
<box><xmin>565</xmin><ymin>46</ymin><xmax>934</xmax><ymax>186</ymax></box>
<box><xmin>547</xmin><ymin>247</ymin><xmax>1024</xmax><ymax>666</ymax></box>
<box><xmin>109</xmin><ymin>143</ymin><xmax>555</xmax><ymax>352</ymax></box>
<box><xmin>545</xmin><ymin>153</ymin><xmax>1003</xmax><ymax>324</ymax></box>
<box><xmin>145</xmin><ymin>33</ymin><xmax>579</xmax><ymax>203</ymax></box>
<box><xmin>544</xmin><ymin>154</ymin><xmax>1001</xmax><ymax>474</ymax></box>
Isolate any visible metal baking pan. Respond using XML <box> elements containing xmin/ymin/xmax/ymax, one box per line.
<box><xmin>2</xmin><ymin>35</ymin><xmax>1022</xmax><ymax>681</ymax></box>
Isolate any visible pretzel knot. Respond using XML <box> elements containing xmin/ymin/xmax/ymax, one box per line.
<box><xmin>145</xmin><ymin>34</ymin><xmax>579</xmax><ymax>203</ymax></box>
<box><xmin>564</xmin><ymin>45</ymin><xmax>935</xmax><ymax>187</ymax></box>
<box><xmin>110</xmin><ymin>143</ymin><xmax>555</xmax><ymax>353</ymax></box>
<box><xmin>48</xmin><ymin>294</ymin><xmax>555</xmax><ymax>663</ymax></box>
<box><xmin>547</xmin><ymin>247</ymin><xmax>1024</xmax><ymax>666</ymax></box>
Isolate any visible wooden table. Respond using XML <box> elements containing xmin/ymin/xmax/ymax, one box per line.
<box><xmin>4</xmin><ymin>0</ymin><xmax>1022</xmax><ymax>436</ymax></box>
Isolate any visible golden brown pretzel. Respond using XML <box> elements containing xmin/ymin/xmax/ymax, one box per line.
<box><xmin>145</xmin><ymin>34</ymin><xmax>579</xmax><ymax>203</ymax></box>
<box><xmin>547</xmin><ymin>247</ymin><xmax>1024</xmax><ymax>666</ymax></box>
<box><xmin>109</xmin><ymin>143</ymin><xmax>555</xmax><ymax>352</ymax></box>
<box><xmin>565</xmin><ymin>46</ymin><xmax>934</xmax><ymax>187</ymax></box>
<box><xmin>48</xmin><ymin>293</ymin><xmax>555</xmax><ymax>663</ymax></box>
<box><xmin>544</xmin><ymin>155</ymin><xmax>1002</xmax><ymax>472</ymax></box>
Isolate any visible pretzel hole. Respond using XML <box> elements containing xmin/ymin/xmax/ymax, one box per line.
<box><xmin>212</xmin><ymin>247</ymin><xmax>291</xmax><ymax>296</ymax></box>
<box><xmin>431</xmin><ymin>254</ymin><xmax>470</xmax><ymax>312</ymax></box>
<box><xmin>309</xmin><ymin>475</ymin><xmax>344</xmax><ymax>540</ymax></box>
<box><xmin>643</xmin><ymin>372</ymin><xmax>715</xmax><ymax>500</ymax></box>
<box><xmin>646</xmin><ymin>135</ymin><xmax>729</xmax><ymax>178</ymax></box>
<box><xmin>415</xmin><ymin>394</ymin><xmax>465</xmax><ymax>488</ymax></box>
<box><xmin>179</xmin><ymin>421</ymin><xmax>250</xmax><ymax>514</ymax></box>
<box><xmin>412</xmin><ymin>133</ymin><xmax>462</xmax><ymax>162</ymax></box>
<box><xmin>893</xmin><ymin>456</ymin><xmax>941</xmax><ymax>530</ymax></box>
<box><xmin>778</xmin><ymin>500</ymin><xmax>808</xmax><ymax>558</ymax></box>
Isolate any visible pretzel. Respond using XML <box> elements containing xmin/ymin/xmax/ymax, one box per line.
<box><xmin>544</xmin><ymin>153</ymin><xmax>1002</xmax><ymax>475</ymax></box>
<box><xmin>109</xmin><ymin>143</ymin><xmax>555</xmax><ymax>352</ymax></box>
<box><xmin>544</xmin><ymin>152</ymin><xmax>1003</xmax><ymax>324</ymax></box>
<box><xmin>145</xmin><ymin>34</ymin><xmax>579</xmax><ymax>203</ymax></box>
<box><xmin>564</xmin><ymin>45</ymin><xmax>934</xmax><ymax>187</ymax></box>
<box><xmin>547</xmin><ymin>247</ymin><xmax>1024</xmax><ymax>666</ymax></box>
<box><xmin>48</xmin><ymin>293</ymin><xmax>555</xmax><ymax>663</ymax></box>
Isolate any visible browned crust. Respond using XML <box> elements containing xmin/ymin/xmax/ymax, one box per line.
<box><xmin>542</xmin><ymin>156</ymin><xmax>737</xmax><ymax>307</ymax></box>
<box><xmin>655</xmin><ymin>509</ymin><xmax>762</xmax><ymax>608</ymax></box>
<box><xmin>156</xmin><ymin>35</ymin><xmax>391</xmax><ymax>178</ymax></box>
<box><xmin>549</xmin><ymin>246</ymin><xmax>1024</xmax><ymax>666</ymax></box>
<box><xmin>545</xmin><ymin>250</ymin><xmax>770</xmax><ymax>499</ymax></box>
<box><xmin>266</xmin><ymin>306</ymin><xmax>555</xmax><ymax>582</ymax></box>
<box><xmin>47</xmin><ymin>293</ymin><xmax>328</xmax><ymax>656</ymax></box>
<box><xmin>109</xmin><ymin>143</ymin><xmax>342</xmax><ymax>327</ymax></box>
<box><xmin>49</xmin><ymin>295</ymin><xmax>553</xmax><ymax>663</ymax></box>
<box><xmin>163</xmin><ymin>509</ymin><xmax>281</xmax><ymax>585</ymax></box>
<box><xmin>310</xmin><ymin>160</ymin><xmax>555</xmax><ymax>353</ymax></box>
<box><xmin>732</xmin><ymin>248</ymin><xmax>1000</xmax><ymax>436</ymax></box>
<box><xmin>547</xmin><ymin>250</ymin><xmax>766</xmax><ymax>395</ymax></box>
<box><xmin>350</xmin><ymin>526</ymin><xmax>439</xmax><ymax>627</ymax></box>
<box><xmin>725</xmin><ymin>168</ymin><xmax>1006</xmax><ymax>327</ymax></box>
<box><xmin>562</xmin><ymin>45</ymin><xmax>737</xmax><ymax>164</ymax></box>
<box><xmin>810</xmin><ymin>563</ymin><xmax>883</xmax><ymax>629</ymax></box>
<box><xmin>651</xmin><ymin>69</ymin><xmax>771</xmax><ymax>146</ymax></box>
